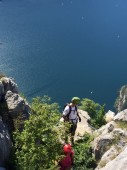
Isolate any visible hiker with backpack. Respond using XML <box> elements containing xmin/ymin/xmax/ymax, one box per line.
<box><xmin>58</xmin><ymin>144</ymin><xmax>74</xmax><ymax>170</ymax></box>
<box><xmin>62</xmin><ymin>97</ymin><xmax>81</xmax><ymax>145</ymax></box>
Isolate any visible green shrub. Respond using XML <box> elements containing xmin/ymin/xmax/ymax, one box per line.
<box><xmin>74</xmin><ymin>133</ymin><xmax>96</xmax><ymax>170</ymax></box>
<box><xmin>14</xmin><ymin>96</ymin><xmax>66</xmax><ymax>170</ymax></box>
<box><xmin>79</xmin><ymin>98</ymin><xmax>106</xmax><ymax>128</ymax></box>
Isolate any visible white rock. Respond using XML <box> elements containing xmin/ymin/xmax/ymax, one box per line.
<box><xmin>99</xmin><ymin>146</ymin><xmax>127</xmax><ymax>170</ymax></box>
<box><xmin>105</xmin><ymin>110</ymin><xmax>115</xmax><ymax>123</ymax></box>
<box><xmin>114</xmin><ymin>109</ymin><xmax>127</xmax><ymax>121</ymax></box>
<box><xmin>1</xmin><ymin>77</ymin><xmax>18</xmax><ymax>94</ymax></box>
<box><xmin>5</xmin><ymin>91</ymin><xmax>25</xmax><ymax>114</ymax></box>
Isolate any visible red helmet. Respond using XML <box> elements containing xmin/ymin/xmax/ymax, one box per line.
<box><xmin>63</xmin><ymin>144</ymin><xmax>72</xmax><ymax>153</ymax></box>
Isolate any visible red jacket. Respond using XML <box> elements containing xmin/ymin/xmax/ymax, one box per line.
<box><xmin>59</xmin><ymin>151</ymin><xmax>74</xmax><ymax>170</ymax></box>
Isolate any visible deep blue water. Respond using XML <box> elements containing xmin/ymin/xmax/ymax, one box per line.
<box><xmin>0</xmin><ymin>0</ymin><xmax>127</xmax><ymax>111</ymax></box>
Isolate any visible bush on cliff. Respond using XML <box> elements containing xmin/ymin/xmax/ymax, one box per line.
<box><xmin>14</xmin><ymin>96</ymin><xmax>65</xmax><ymax>170</ymax></box>
<box><xmin>79</xmin><ymin>98</ymin><xmax>106</xmax><ymax>128</ymax></box>
<box><xmin>74</xmin><ymin>133</ymin><xmax>96</xmax><ymax>170</ymax></box>
<box><xmin>13</xmin><ymin>96</ymin><xmax>99</xmax><ymax>170</ymax></box>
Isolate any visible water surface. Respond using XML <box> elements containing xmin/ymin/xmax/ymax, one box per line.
<box><xmin>0</xmin><ymin>0</ymin><xmax>127</xmax><ymax>111</ymax></box>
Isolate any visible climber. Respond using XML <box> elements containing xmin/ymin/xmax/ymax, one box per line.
<box><xmin>62</xmin><ymin>97</ymin><xmax>81</xmax><ymax>145</ymax></box>
<box><xmin>58</xmin><ymin>144</ymin><xmax>74</xmax><ymax>170</ymax></box>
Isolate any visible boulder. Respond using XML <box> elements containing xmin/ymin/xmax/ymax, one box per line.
<box><xmin>92</xmin><ymin>120</ymin><xmax>127</xmax><ymax>160</ymax></box>
<box><xmin>105</xmin><ymin>110</ymin><xmax>115</xmax><ymax>123</ymax></box>
<box><xmin>5</xmin><ymin>91</ymin><xmax>25</xmax><ymax>116</ymax></box>
<box><xmin>114</xmin><ymin>109</ymin><xmax>127</xmax><ymax>121</ymax></box>
<box><xmin>95</xmin><ymin>146</ymin><xmax>120</xmax><ymax>169</ymax></box>
<box><xmin>93</xmin><ymin>134</ymin><xmax>113</xmax><ymax>160</ymax></box>
<box><xmin>94</xmin><ymin>122</ymin><xmax>115</xmax><ymax>137</ymax></box>
<box><xmin>99</xmin><ymin>146</ymin><xmax>127</xmax><ymax>170</ymax></box>
<box><xmin>1</xmin><ymin>77</ymin><xmax>18</xmax><ymax>94</ymax></box>
<box><xmin>5</xmin><ymin>91</ymin><xmax>30</xmax><ymax>118</ymax></box>
<box><xmin>93</xmin><ymin>114</ymin><xmax>127</xmax><ymax>169</ymax></box>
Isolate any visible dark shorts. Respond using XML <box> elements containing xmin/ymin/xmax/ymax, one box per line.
<box><xmin>70</xmin><ymin>122</ymin><xmax>77</xmax><ymax>136</ymax></box>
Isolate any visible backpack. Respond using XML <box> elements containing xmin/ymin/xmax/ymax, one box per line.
<box><xmin>63</xmin><ymin>103</ymin><xmax>77</xmax><ymax>122</ymax></box>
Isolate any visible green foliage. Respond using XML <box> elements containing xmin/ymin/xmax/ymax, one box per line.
<box><xmin>74</xmin><ymin>133</ymin><xmax>96</xmax><ymax>170</ymax></box>
<box><xmin>79</xmin><ymin>98</ymin><xmax>106</xmax><ymax>128</ymax></box>
<box><xmin>13</xmin><ymin>112</ymin><xmax>25</xmax><ymax>130</ymax></box>
<box><xmin>14</xmin><ymin>96</ymin><xmax>65</xmax><ymax>170</ymax></box>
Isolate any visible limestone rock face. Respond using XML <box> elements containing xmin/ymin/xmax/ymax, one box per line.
<box><xmin>94</xmin><ymin>122</ymin><xmax>116</xmax><ymax>137</ymax></box>
<box><xmin>75</xmin><ymin>109</ymin><xmax>93</xmax><ymax>141</ymax></box>
<box><xmin>96</xmin><ymin>146</ymin><xmax>120</xmax><ymax>170</ymax></box>
<box><xmin>0</xmin><ymin>117</ymin><xmax>12</xmax><ymax>167</ymax></box>
<box><xmin>94</xmin><ymin>109</ymin><xmax>127</xmax><ymax>170</ymax></box>
<box><xmin>99</xmin><ymin>146</ymin><xmax>127</xmax><ymax>170</ymax></box>
<box><xmin>114</xmin><ymin>85</ymin><xmax>127</xmax><ymax>112</ymax></box>
<box><xmin>114</xmin><ymin>109</ymin><xmax>127</xmax><ymax>121</ymax></box>
<box><xmin>5</xmin><ymin>91</ymin><xmax>27</xmax><ymax>117</ymax></box>
<box><xmin>5</xmin><ymin>91</ymin><xmax>25</xmax><ymax>112</ymax></box>
<box><xmin>5</xmin><ymin>90</ymin><xmax>30</xmax><ymax>121</ymax></box>
<box><xmin>78</xmin><ymin>109</ymin><xmax>91</xmax><ymax>120</ymax></box>
<box><xmin>93</xmin><ymin>134</ymin><xmax>114</xmax><ymax>160</ymax></box>
<box><xmin>0</xmin><ymin>77</ymin><xmax>31</xmax><ymax>167</ymax></box>
<box><xmin>1</xmin><ymin>77</ymin><xmax>18</xmax><ymax>94</ymax></box>
<box><xmin>105</xmin><ymin>110</ymin><xmax>115</xmax><ymax>123</ymax></box>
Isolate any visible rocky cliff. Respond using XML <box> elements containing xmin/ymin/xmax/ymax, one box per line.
<box><xmin>0</xmin><ymin>75</ymin><xmax>127</xmax><ymax>170</ymax></box>
<box><xmin>114</xmin><ymin>85</ymin><xmax>127</xmax><ymax>112</ymax></box>
<box><xmin>76</xmin><ymin>109</ymin><xmax>127</xmax><ymax>170</ymax></box>
<box><xmin>0</xmin><ymin>76</ymin><xmax>30</xmax><ymax>168</ymax></box>
<box><xmin>93</xmin><ymin>109</ymin><xmax>127</xmax><ymax>170</ymax></box>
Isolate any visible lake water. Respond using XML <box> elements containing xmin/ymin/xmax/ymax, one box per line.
<box><xmin>0</xmin><ymin>0</ymin><xmax>127</xmax><ymax>111</ymax></box>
